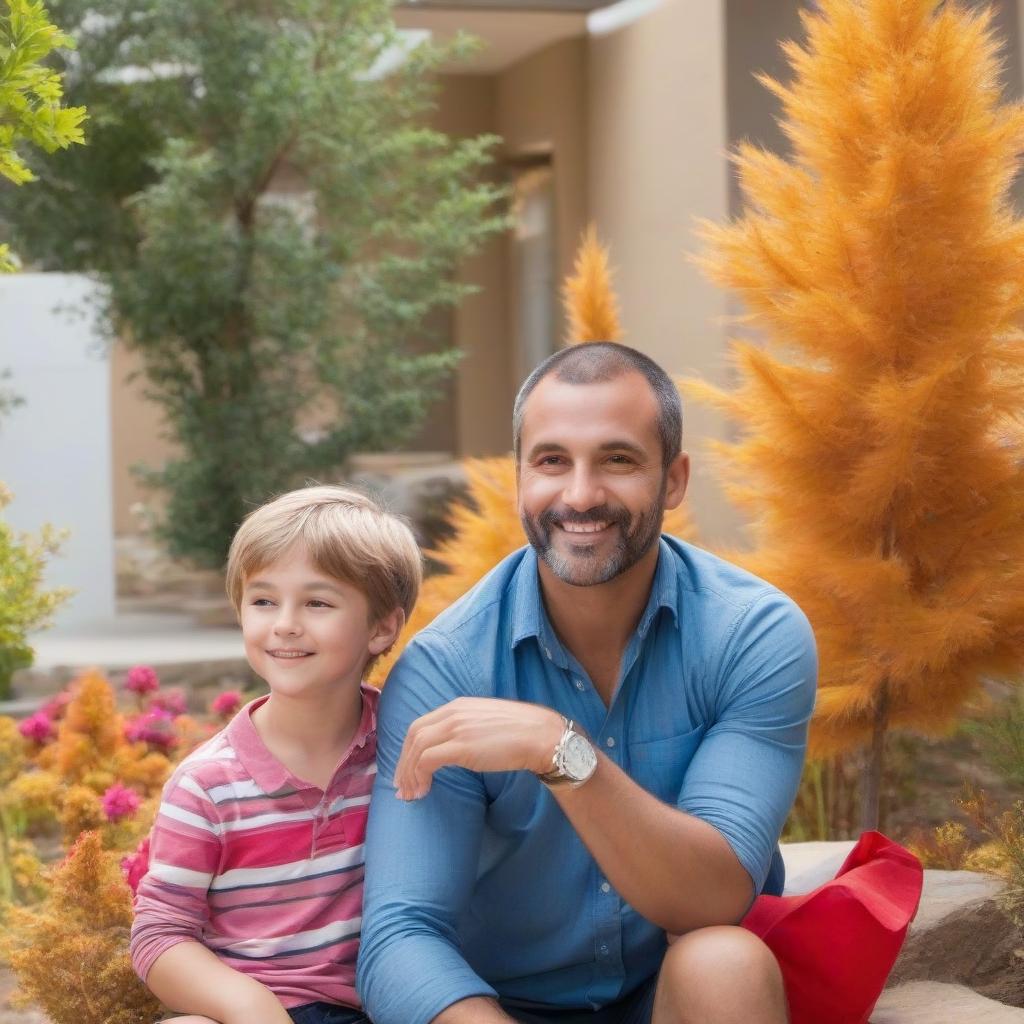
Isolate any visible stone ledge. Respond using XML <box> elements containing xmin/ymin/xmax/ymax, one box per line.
<box><xmin>872</xmin><ymin>981</ymin><xmax>1024</xmax><ymax>1022</ymax></box>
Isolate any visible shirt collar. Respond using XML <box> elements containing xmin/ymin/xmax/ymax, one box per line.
<box><xmin>226</xmin><ymin>682</ymin><xmax>379</xmax><ymax>795</ymax></box>
<box><xmin>510</xmin><ymin>538</ymin><xmax>680</xmax><ymax>662</ymax></box>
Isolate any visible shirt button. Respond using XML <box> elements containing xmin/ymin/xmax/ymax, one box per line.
<box><xmin>600</xmin><ymin>882</ymin><xmax>611</xmax><ymax>893</ymax></box>
<box><xmin>605</xmin><ymin>737</ymin><xmax>616</xmax><ymax>748</ymax></box>
<box><xmin>575</xmin><ymin>679</ymin><xmax>585</xmax><ymax>691</ymax></box>
<box><xmin>599</xmin><ymin>944</ymin><xmax>609</xmax><ymax>956</ymax></box>
<box><xmin>545</xmin><ymin>646</ymin><xmax>552</xmax><ymax>659</ymax></box>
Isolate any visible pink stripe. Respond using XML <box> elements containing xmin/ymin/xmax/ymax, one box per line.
<box><xmin>130</xmin><ymin>701</ymin><xmax>377</xmax><ymax>1009</ymax></box>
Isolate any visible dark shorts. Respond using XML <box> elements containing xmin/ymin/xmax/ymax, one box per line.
<box><xmin>286</xmin><ymin>1002</ymin><xmax>369</xmax><ymax>1024</ymax></box>
<box><xmin>499</xmin><ymin>975</ymin><xmax>658</xmax><ymax>1024</ymax></box>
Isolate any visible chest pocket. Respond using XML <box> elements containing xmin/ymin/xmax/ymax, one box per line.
<box><xmin>627</xmin><ymin>726</ymin><xmax>705</xmax><ymax>804</ymax></box>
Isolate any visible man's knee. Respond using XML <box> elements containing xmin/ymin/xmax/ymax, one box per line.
<box><xmin>655</xmin><ymin>926</ymin><xmax>786</xmax><ymax>1024</ymax></box>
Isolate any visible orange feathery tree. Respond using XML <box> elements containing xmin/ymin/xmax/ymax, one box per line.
<box><xmin>690</xmin><ymin>0</ymin><xmax>1024</xmax><ymax>828</ymax></box>
<box><xmin>372</xmin><ymin>226</ymin><xmax>695</xmax><ymax>681</ymax></box>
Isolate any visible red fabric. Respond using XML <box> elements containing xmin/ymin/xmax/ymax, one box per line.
<box><xmin>742</xmin><ymin>831</ymin><xmax>923</xmax><ymax>1024</ymax></box>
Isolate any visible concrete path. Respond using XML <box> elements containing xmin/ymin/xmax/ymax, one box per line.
<box><xmin>29</xmin><ymin>612</ymin><xmax>244</xmax><ymax>671</ymax></box>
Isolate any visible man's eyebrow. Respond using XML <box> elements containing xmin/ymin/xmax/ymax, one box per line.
<box><xmin>598</xmin><ymin>440</ymin><xmax>647</xmax><ymax>458</ymax></box>
<box><xmin>524</xmin><ymin>442</ymin><xmax>568</xmax><ymax>461</ymax></box>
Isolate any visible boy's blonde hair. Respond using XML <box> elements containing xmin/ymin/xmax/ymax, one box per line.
<box><xmin>225</xmin><ymin>485</ymin><xmax>422</xmax><ymax>624</ymax></box>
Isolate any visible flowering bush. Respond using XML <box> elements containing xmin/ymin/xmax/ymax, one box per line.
<box><xmin>18</xmin><ymin>710</ymin><xmax>54</xmax><ymax>744</ymax></box>
<box><xmin>124</xmin><ymin>664</ymin><xmax>160</xmax><ymax>698</ymax></box>
<box><xmin>0</xmin><ymin>668</ymin><xmax>250</xmax><ymax>1019</ymax></box>
<box><xmin>211</xmin><ymin>688</ymin><xmax>242</xmax><ymax>719</ymax></box>
<box><xmin>124</xmin><ymin>707</ymin><xmax>178</xmax><ymax>751</ymax></box>
<box><xmin>2</xmin><ymin>831</ymin><xmax>161</xmax><ymax>1024</ymax></box>
<box><xmin>102</xmin><ymin>783</ymin><xmax>142</xmax><ymax>823</ymax></box>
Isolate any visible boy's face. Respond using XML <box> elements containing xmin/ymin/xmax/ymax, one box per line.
<box><xmin>240</xmin><ymin>544</ymin><xmax>388</xmax><ymax>700</ymax></box>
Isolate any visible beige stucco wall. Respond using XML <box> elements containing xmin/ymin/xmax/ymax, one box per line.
<box><xmin>588</xmin><ymin>0</ymin><xmax>739</xmax><ymax>543</ymax></box>
<box><xmin>110</xmin><ymin>341</ymin><xmax>176</xmax><ymax>535</ymax></box>
<box><xmin>497</xmin><ymin>36</ymin><xmax>589</xmax><ymax>309</ymax></box>
<box><xmin>439</xmin><ymin>36</ymin><xmax>590</xmax><ymax>457</ymax></box>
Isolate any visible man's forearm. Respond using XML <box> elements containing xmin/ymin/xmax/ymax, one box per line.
<box><xmin>146</xmin><ymin>940</ymin><xmax>293</xmax><ymax>1024</ymax></box>
<box><xmin>551</xmin><ymin>752</ymin><xmax>753</xmax><ymax>933</ymax></box>
<box><xmin>433</xmin><ymin>997</ymin><xmax>514</xmax><ymax>1023</ymax></box>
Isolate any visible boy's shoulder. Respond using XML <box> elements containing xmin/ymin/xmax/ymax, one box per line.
<box><xmin>163</xmin><ymin>717</ymin><xmax>251</xmax><ymax>797</ymax></box>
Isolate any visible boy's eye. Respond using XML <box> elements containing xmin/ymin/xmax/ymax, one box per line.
<box><xmin>307</xmin><ymin>599</ymin><xmax>332</xmax><ymax>609</ymax></box>
<box><xmin>251</xmin><ymin>597</ymin><xmax>274</xmax><ymax>606</ymax></box>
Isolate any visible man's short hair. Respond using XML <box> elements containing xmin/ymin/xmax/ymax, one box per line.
<box><xmin>512</xmin><ymin>342</ymin><xmax>683</xmax><ymax>468</ymax></box>
<box><xmin>225</xmin><ymin>485</ymin><xmax>422</xmax><ymax>623</ymax></box>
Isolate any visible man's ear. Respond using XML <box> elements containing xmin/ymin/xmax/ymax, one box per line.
<box><xmin>369</xmin><ymin>606</ymin><xmax>406</xmax><ymax>656</ymax></box>
<box><xmin>663</xmin><ymin>451</ymin><xmax>690</xmax><ymax>510</ymax></box>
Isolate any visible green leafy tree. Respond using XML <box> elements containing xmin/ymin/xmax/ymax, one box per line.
<box><xmin>3</xmin><ymin>0</ymin><xmax>507</xmax><ymax>567</ymax></box>
<box><xmin>0</xmin><ymin>0</ymin><xmax>86</xmax><ymax>269</ymax></box>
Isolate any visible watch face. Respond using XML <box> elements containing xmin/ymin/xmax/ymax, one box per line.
<box><xmin>563</xmin><ymin>733</ymin><xmax>597</xmax><ymax>781</ymax></box>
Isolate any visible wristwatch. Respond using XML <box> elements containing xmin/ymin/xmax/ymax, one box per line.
<box><xmin>536</xmin><ymin>716</ymin><xmax>598</xmax><ymax>788</ymax></box>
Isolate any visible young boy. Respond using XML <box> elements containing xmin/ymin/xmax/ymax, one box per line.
<box><xmin>130</xmin><ymin>485</ymin><xmax>422</xmax><ymax>1024</ymax></box>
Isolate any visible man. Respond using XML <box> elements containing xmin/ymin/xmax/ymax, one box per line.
<box><xmin>357</xmin><ymin>342</ymin><xmax>817</xmax><ymax>1024</ymax></box>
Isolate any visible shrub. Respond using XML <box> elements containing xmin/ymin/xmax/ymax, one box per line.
<box><xmin>0</xmin><ymin>484</ymin><xmax>70</xmax><ymax>698</ymax></box>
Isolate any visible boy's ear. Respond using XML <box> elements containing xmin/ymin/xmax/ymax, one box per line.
<box><xmin>369</xmin><ymin>606</ymin><xmax>406</xmax><ymax>656</ymax></box>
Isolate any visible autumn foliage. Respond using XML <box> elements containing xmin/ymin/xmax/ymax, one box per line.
<box><xmin>372</xmin><ymin>228</ymin><xmax>694</xmax><ymax>682</ymax></box>
<box><xmin>2</xmin><ymin>831</ymin><xmax>161</xmax><ymax>1024</ymax></box>
<box><xmin>689</xmin><ymin>0</ymin><xmax>1024</xmax><ymax>796</ymax></box>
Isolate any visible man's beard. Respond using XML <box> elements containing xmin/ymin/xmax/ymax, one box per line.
<box><xmin>521</xmin><ymin>490</ymin><xmax>665</xmax><ymax>587</ymax></box>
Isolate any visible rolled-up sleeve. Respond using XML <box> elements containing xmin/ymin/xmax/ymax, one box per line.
<box><xmin>357</xmin><ymin>632</ymin><xmax>497</xmax><ymax>1024</ymax></box>
<box><xmin>679</xmin><ymin>592</ymin><xmax>818</xmax><ymax>894</ymax></box>
<box><xmin>129</xmin><ymin>770</ymin><xmax>222</xmax><ymax>982</ymax></box>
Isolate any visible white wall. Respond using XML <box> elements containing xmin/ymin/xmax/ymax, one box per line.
<box><xmin>0</xmin><ymin>273</ymin><xmax>115</xmax><ymax>628</ymax></box>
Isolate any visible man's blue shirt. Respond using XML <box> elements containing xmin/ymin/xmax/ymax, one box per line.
<box><xmin>357</xmin><ymin>538</ymin><xmax>817</xmax><ymax>1024</ymax></box>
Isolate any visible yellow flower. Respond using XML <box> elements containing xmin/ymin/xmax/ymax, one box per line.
<box><xmin>1</xmin><ymin>770</ymin><xmax>61</xmax><ymax>830</ymax></box>
<box><xmin>59</xmin><ymin>785</ymin><xmax>104</xmax><ymax>844</ymax></box>
<box><xmin>0</xmin><ymin>716</ymin><xmax>28</xmax><ymax>786</ymax></box>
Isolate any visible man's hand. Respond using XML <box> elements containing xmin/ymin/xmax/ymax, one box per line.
<box><xmin>394</xmin><ymin>697</ymin><xmax>565</xmax><ymax>800</ymax></box>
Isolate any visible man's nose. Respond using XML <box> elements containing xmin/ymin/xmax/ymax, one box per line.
<box><xmin>562</xmin><ymin>467</ymin><xmax>604</xmax><ymax>511</ymax></box>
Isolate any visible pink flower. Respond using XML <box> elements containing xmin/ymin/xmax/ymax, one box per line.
<box><xmin>211</xmin><ymin>690</ymin><xmax>242</xmax><ymax>719</ymax></box>
<box><xmin>125</xmin><ymin>665</ymin><xmax>160</xmax><ymax>695</ymax></box>
<box><xmin>121</xmin><ymin>835</ymin><xmax>151</xmax><ymax>894</ymax></box>
<box><xmin>40</xmin><ymin>690</ymin><xmax>72</xmax><ymax>721</ymax></box>
<box><xmin>124</xmin><ymin>707</ymin><xmax>178</xmax><ymax>750</ymax></box>
<box><xmin>102</xmin><ymin>782</ymin><xmax>141</xmax><ymax>822</ymax></box>
<box><xmin>150</xmin><ymin>687</ymin><xmax>188</xmax><ymax>716</ymax></box>
<box><xmin>18</xmin><ymin>711</ymin><xmax>54</xmax><ymax>743</ymax></box>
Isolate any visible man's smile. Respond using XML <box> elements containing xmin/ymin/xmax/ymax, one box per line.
<box><xmin>559</xmin><ymin>521</ymin><xmax>611</xmax><ymax>535</ymax></box>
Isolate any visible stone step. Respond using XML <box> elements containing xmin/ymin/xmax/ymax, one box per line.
<box><xmin>872</xmin><ymin>981</ymin><xmax>1024</xmax><ymax>1022</ymax></box>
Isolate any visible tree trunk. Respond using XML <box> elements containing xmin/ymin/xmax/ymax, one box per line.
<box><xmin>860</xmin><ymin>679</ymin><xmax>889</xmax><ymax>831</ymax></box>
<box><xmin>861</xmin><ymin>517</ymin><xmax>898</xmax><ymax>832</ymax></box>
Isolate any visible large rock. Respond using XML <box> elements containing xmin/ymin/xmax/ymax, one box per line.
<box><xmin>781</xmin><ymin>842</ymin><xmax>1024</xmax><ymax>1020</ymax></box>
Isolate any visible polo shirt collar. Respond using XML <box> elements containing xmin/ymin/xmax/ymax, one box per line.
<box><xmin>510</xmin><ymin>538</ymin><xmax>680</xmax><ymax>663</ymax></box>
<box><xmin>226</xmin><ymin>682</ymin><xmax>378</xmax><ymax>795</ymax></box>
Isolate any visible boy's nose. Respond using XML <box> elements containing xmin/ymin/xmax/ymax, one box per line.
<box><xmin>273</xmin><ymin>614</ymin><xmax>302</xmax><ymax>636</ymax></box>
